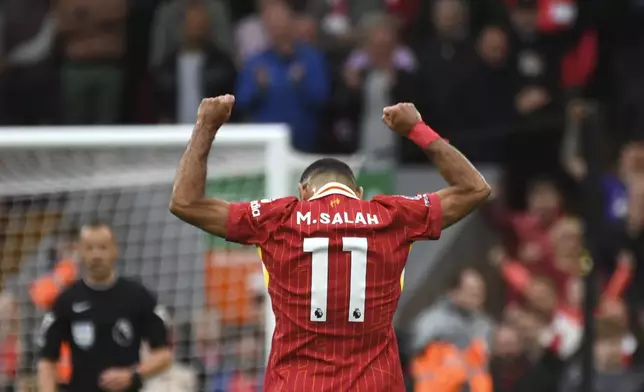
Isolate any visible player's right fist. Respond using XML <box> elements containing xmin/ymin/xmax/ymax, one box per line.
<box><xmin>197</xmin><ymin>94</ymin><xmax>235</xmax><ymax>129</ymax></box>
<box><xmin>382</xmin><ymin>102</ymin><xmax>422</xmax><ymax>136</ymax></box>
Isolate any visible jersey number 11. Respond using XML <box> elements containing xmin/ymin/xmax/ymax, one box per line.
<box><xmin>303</xmin><ymin>237</ymin><xmax>367</xmax><ymax>323</ymax></box>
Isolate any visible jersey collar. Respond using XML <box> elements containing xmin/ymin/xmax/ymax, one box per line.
<box><xmin>308</xmin><ymin>182</ymin><xmax>359</xmax><ymax>200</ymax></box>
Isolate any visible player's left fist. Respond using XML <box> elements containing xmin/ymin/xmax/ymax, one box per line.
<box><xmin>382</xmin><ymin>102</ymin><xmax>422</xmax><ymax>136</ymax></box>
<box><xmin>99</xmin><ymin>368</ymin><xmax>133</xmax><ymax>391</ymax></box>
<box><xmin>197</xmin><ymin>94</ymin><xmax>235</xmax><ymax>129</ymax></box>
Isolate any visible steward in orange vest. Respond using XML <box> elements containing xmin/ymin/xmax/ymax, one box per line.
<box><xmin>409</xmin><ymin>274</ymin><xmax>493</xmax><ymax>392</ymax></box>
<box><xmin>411</xmin><ymin>339</ymin><xmax>492</xmax><ymax>392</ymax></box>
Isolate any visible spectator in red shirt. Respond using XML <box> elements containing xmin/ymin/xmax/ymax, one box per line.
<box><xmin>494</xmin><ymin>221</ymin><xmax>633</xmax><ymax>308</ymax></box>
<box><xmin>493</xmin><ymin>245</ymin><xmax>635</xmax><ymax>360</ymax></box>
<box><xmin>486</xmin><ymin>178</ymin><xmax>563</xmax><ymax>267</ymax></box>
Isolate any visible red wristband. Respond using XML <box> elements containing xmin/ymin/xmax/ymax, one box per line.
<box><xmin>407</xmin><ymin>121</ymin><xmax>441</xmax><ymax>149</ymax></box>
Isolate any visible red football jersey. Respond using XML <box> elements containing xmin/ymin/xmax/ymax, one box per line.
<box><xmin>225</xmin><ymin>182</ymin><xmax>443</xmax><ymax>392</ymax></box>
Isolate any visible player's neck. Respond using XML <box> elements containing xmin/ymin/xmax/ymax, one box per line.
<box><xmin>84</xmin><ymin>272</ymin><xmax>118</xmax><ymax>290</ymax></box>
<box><xmin>310</xmin><ymin>176</ymin><xmax>354</xmax><ymax>192</ymax></box>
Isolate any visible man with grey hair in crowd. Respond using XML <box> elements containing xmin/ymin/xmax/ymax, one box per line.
<box><xmin>409</xmin><ymin>268</ymin><xmax>493</xmax><ymax>389</ymax></box>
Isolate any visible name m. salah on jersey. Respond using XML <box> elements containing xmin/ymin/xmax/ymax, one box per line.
<box><xmin>38</xmin><ymin>277</ymin><xmax>168</xmax><ymax>392</ymax></box>
<box><xmin>223</xmin><ymin>182</ymin><xmax>443</xmax><ymax>392</ymax></box>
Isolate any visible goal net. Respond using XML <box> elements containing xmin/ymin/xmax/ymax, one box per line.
<box><xmin>0</xmin><ymin>125</ymin><xmax>393</xmax><ymax>390</ymax></box>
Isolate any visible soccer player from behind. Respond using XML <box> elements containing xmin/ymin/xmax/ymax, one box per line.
<box><xmin>170</xmin><ymin>95</ymin><xmax>491</xmax><ymax>391</ymax></box>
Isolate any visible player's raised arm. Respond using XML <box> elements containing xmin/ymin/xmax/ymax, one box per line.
<box><xmin>169</xmin><ymin>95</ymin><xmax>235</xmax><ymax>237</ymax></box>
<box><xmin>383</xmin><ymin>103</ymin><xmax>491</xmax><ymax>228</ymax></box>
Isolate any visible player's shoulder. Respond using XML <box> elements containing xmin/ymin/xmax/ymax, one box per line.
<box><xmin>253</xmin><ymin>196</ymin><xmax>299</xmax><ymax>207</ymax></box>
<box><xmin>371</xmin><ymin>193</ymin><xmax>430</xmax><ymax>205</ymax></box>
<box><xmin>244</xmin><ymin>196</ymin><xmax>299</xmax><ymax>217</ymax></box>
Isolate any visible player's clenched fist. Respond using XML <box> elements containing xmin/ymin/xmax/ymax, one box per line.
<box><xmin>197</xmin><ymin>94</ymin><xmax>235</xmax><ymax>129</ymax></box>
<box><xmin>382</xmin><ymin>102</ymin><xmax>422</xmax><ymax>136</ymax></box>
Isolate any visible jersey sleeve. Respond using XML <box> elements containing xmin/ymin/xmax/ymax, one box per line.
<box><xmin>37</xmin><ymin>296</ymin><xmax>69</xmax><ymax>361</ymax></box>
<box><xmin>225</xmin><ymin>197</ymin><xmax>297</xmax><ymax>245</ymax></box>
<box><xmin>373</xmin><ymin>193</ymin><xmax>443</xmax><ymax>242</ymax></box>
<box><xmin>139</xmin><ymin>288</ymin><xmax>169</xmax><ymax>350</ymax></box>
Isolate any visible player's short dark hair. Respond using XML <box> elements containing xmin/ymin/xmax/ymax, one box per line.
<box><xmin>299</xmin><ymin>158</ymin><xmax>356</xmax><ymax>185</ymax></box>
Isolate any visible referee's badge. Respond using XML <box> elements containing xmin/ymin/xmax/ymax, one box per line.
<box><xmin>72</xmin><ymin>321</ymin><xmax>95</xmax><ymax>349</ymax></box>
<box><xmin>113</xmin><ymin>318</ymin><xmax>134</xmax><ymax>347</ymax></box>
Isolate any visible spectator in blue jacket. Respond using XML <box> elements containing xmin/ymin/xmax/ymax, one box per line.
<box><xmin>236</xmin><ymin>1</ymin><xmax>329</xmax><ymax>152</ymax></box>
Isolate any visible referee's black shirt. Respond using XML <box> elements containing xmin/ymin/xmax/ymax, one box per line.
<box><xmin>38</xmin><ymin>277</ymin><xmax>168</xmax><ymax>392</ymax></box>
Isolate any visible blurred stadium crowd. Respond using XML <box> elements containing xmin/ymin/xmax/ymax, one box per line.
<box><xmin>0</xmin><ymin>0</ymin><xmax>644</xmax><ymax>391</ymax></box>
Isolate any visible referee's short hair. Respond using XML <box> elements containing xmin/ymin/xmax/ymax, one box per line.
<box><xmin>77</xmin><ymin>220</ymin><xmax>117</xmax><ymax>243</ymax></box>
<box><xmin>78</xmin><ymin>219</ymin><xmax>115</xmax><ymax>236</ymax></box>
<box><xmin>81</xmin><ymin>219</ymin><xmax>112</xmax><ymax>230</ymax></box>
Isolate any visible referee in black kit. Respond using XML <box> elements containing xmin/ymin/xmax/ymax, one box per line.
<box><xmin>36</xmin><ymin>222</ymin><xmax>172</xmax><ymax>392</ymax></box>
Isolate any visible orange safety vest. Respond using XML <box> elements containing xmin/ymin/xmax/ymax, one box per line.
<box><xmin>29</xmin><ymin>259</ymin><xmax>77</xmax><ymax>384</ymax></box>
<box><xmin>204</xmin><ymin>251</ymin><xmax>262</xmax><ymax>325</ymax></box>
<box><xmin>411</xmin><ymin>339</ymin><xmax>492</xmax><ymax>392</ymax></box>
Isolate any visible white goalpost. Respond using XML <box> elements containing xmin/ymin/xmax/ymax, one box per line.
<box><xmin>0</xmin><ymin>125</ymin><xmax>307</xmax><ymax>377</ymax></box>
<box><xmin>0</xmin><ymin>125</ymin><xmax>376</xmax><ymax>383</ymax></box>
